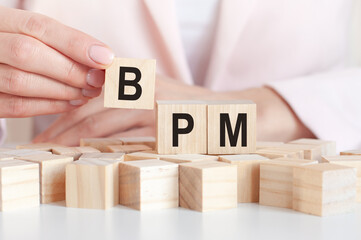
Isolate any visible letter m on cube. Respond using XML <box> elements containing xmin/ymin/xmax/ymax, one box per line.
<box><xmin>207</xmin><ymin>100</ymin><xmax>256</xmax><ymax>154</ymax></box>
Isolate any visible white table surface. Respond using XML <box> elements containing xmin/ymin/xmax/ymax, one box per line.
<box><xmin>1</xmin><ymin>202</ymin><xmax>361</xmax><ymax>240</ymax></box>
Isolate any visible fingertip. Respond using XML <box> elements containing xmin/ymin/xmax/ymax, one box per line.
<box><xmin>88</xmin><ymin>44</ymin><xmax>114</xmax><ymax>67</ymax></box>
<box><xmin>82</xmin><ymin>88</ymin><xmax>102</xmax><ymax>98</ymax></box>
<box><xmin>69</xmin><ymin>99</ymin><xmax>88</xmax><ymax>106</ymax></box>
<box><xmin>86</xmin><ymin>69</ymin><xmax>105</xmax><ymax>88</ymax></box>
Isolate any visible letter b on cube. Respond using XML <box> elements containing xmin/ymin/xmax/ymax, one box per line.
<box><xmin>104</xmin><ymin>58</ymin><xmax>156</xmax><ymax>109</ymax></box>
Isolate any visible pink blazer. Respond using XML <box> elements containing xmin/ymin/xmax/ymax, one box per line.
<box><xmin>1</xmin><ymin>0</ymin><xmax>361</xmax><ymax>151</ymax></box>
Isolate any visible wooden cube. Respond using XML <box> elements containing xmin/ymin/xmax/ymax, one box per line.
<box><xmin>106</xmin><ymin>144</ymin><xmax>152</xmax><ymax>153</ymax></box>
<box><xmin>207</xmin><ymin>101</ymin><xmax>256</xmax><ymax>155</ymax></box>
<box><xmin>156</xmin><ymin>101</ymin><xmax>207</xmax><ymax>154</ymax></box>
<box><xmin>261</xmin><ymin>144</ymin><xmax>322</xmax><ymax>161</ymax></box>
<box><xmin>16</xmin><ymin>143</ymin><xmax>65</xmax><ymax>152</ymax></box>
<box><xmin>119</xmin><ymin>137</ymin><xmax>156</xmax><ymax>149</ymax></box>
<box><xmin>124</xmin><ymin>151</ymin><xmax>160</xmax><ymax>161</ymax></box>
<box><xmin>160</xmin><ymin>154</ymin><xmax>218</xmax><ymax>164</ymax></box>
<box><xmin>293</xmin><ymin>163</ymin><xmax>357</xmax><ymax>216</ymax></box>
<box><xmin>259</xmin><ymin>159</ymin><xmax>317</xmax><ymax>209</ymax></box>
<box><xmin>104</xmin><ymin>57</ymin><xmax>156</xmax><ymax>109</ymax></box>
<box><xmin>256</xmin><ymin>148</ymin><xmax>304</xmax><ymax>159</ymax></box>
<box><xmin>66</xmin><ymin>159</ymin><xmax>119</xmax><ymax>209</ymax></box>
<box><xmin>341</xmin><ymin>150</ymin><xmax>361</xmax><ymax>156</ymax></box>
<box><xmin>119</xmin><ymin>160</ymin><xmax>178</xmax><ymax>210</ymax></box>
<box><xmin>3</xmin><ymin>149</ymin><xmax>51</xmax><ymax>157</ymax></box>
<box><xmin>16</xmin><ymin>154</ymin><xmax>73</xmax><ymax>203</ymax></box>
<box><xmin>179</xmin><ymin>161</ymin><xmax>237</xmax><ymax>212</ymax></box>
<box><xmin>80</xmin><ymin>138</ymin><xmax>124</xmax><ymax>152</ymax></box>
<box><xmin>0</xmin><ymin>160</ymin><xmax>39</xmax><ymax>211</ymax></box>
<box><xmin>288</xmin><ymin>138</ymin><xmax>336</xmax><ymax>156</ymax></box>
<box><xmin>321</xmin><ymin>155</ymin><xmax>361</xmax><ymax>202</ymax></box>
<box><xmin>52</xmin><ymin>146</ymin><xmax>100</xmax><ymax>160</ymax></box>
<box><xmin>79</xmin><ymin>152</ymin><xmax>125</xmax><ymax>162</ymax></box>
<box><xmin>0</xmin><ymin>154</ymin><xmax>14</xmax><ymax>161</ymax></box>
<box><xmin>219</xmin><ymin>154</ymin><xmax>269</xmax><ymax>203</ymax></box>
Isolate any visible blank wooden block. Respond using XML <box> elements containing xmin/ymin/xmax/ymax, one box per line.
<box><xmin>104</xmin><ymin>57</ymin><xmax>156</xmax><ymax>109</ymax></box>
<box><xmin>80</xmin><ymin>138</ymin><xmax>124</xmax><ymax>152</ymax></box>
<box><xmin>341</xmin><ymin>150</ymin><xmax>361</xmax><ymax>156</ymax></box>
<box><xmin>293</xmin><ymin>163</ymin><xmax>356</xmax><ymax>216</ymax></box>
<box><xmin>0</xmin><ymin>154</ymin><xmax>14</xmax><ymax>161</ymax></box>
<box><xmin>66</xmin><ymin>159</ymin><xmax>119</xmax><ymax>209</ymax></box>
<box><xmin>321</xmin><ymin>155</ymin><xmax>361</xmax><ymax>202</ymax></box>
<box><xmin>160</xmin><ymin>154</ymin><xmax>218</xmax><ymax>164</ymax></box>
<box><xmin>207</xmin><ymin>101</ymin><xmax>256</xmax><ymax>155</ymax></box>
<box><xmin>156</xmin><ymin>101</ymin><xmax>207</xmax><ymax>154</ymax></box>
<box><xmin>288</xmin><ymin>138</ymin><xmax>336</xmax><ymax>156</ymax></box>
<box><xmin>52</xmin><ymin>146</ymin><xmax>100</xmax><ymax>160</ymax></box>
<box><xmin>0</xmin><ymin>160</ymin><xmax>39</xmax><ymax>211</ymax></box>
<box><xmin>260</xmin><ymin>144</ymin><xmax>322</xmax><ymax>161</ymax></box>
<box><xmin>106</xmin><ymin>144</ymin><xmax>152</xmax><ymax>153</ymax></box>
<box><xmin>179</xmin><ymin>161</ymin><xmax>237</xmax><ymax>212</ymax></box>
<box><xmin>256</xmin><ymin>148</ymin><xmax>304</xmax><ymax>159</ymax></box>
<box><xmin>119</xmin><ymin>160</ymin><xmax>178</xmax><ymax>210</ymax></box>
<box><xmin>259</xmin><ymin>160</ymin><xmax>317</xmax><ymax>209</ymax></box>
<box><xmin>124</xmin><ymin>151</ymin><xmax>160</xmax><ymax>161</ymax></box>
<box><xmin>2</xmin><ymin>149</ymin><xmax>52</xmax><ymax>157</ymax></box>
<box><xmin>79</xmin><ymin>152</ymin><xmax>125</xmax><ymax>162</ymax></box>
<box><xmin>16</xmin><ymin>143</ymin><xmax>65</xmax><ymax>152</ymax></box>
<box><xmin>16</xmin><ymin>154</ymin><xmax>73</xmax><ymax>203</ymax></box>
<box><xmin>219</xmin><ymin>154</ymin><xmax>269</xmax><ymax>203</ymax></box>
<box><xmin>119</xmin><ymin>137</ymin><xmax>156</xmax><ymax>149</ymax></box>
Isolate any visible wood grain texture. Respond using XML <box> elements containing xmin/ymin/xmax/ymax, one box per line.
<box><xmin>104</xmin><ymin>58</ymin><xmax>156</xmax><ymax>109</ymax></box>
<box><xmin>341</xmin><ymin>150</ymin><xmax>361</xmax><ymax>156</ymax></box>
<box><xmin>17</xmin><ymin>154</ymin><xmax>73</xmax><ymax>203</ymax></box>
<box><xmin>321</xmin><ymin>155</ymin><xmax>361</xmax><ymax>202</ymax></box>
<box><xmin>259</xmin><ymin>160</ymin><xmax>317</xmax><ymax>209</ymax></box>
<box><xmin>52</xmin><ymin>147</ymin><xmax>100</xmax><ymax>160</ymax></box>
<box><xmin>255</xmin><ymin>148</ymin><xmax>304</xmax><ymax>159</ymax></box>
<box><xmin>0</xmin><ymin>160</ymin><xmax>39</xmax><ymax>211</ymax></box>
<box><xmin>80</xmin><ymin>138</ymin><xmax>124</xmax><ymax>152</ymax></box>
<box><xmin>119</xmin><ymin>160</ymin><xmax>178</xmax><ymax>210</ymax></box>
<box><xmin>124</xmin><ymin>151</ymin><xmax>160</xmax><ymax>161</ymax></box>
<box><xmin>288</xmin><ymin>138</ymin><xmax>336</xmax><ymax>156</ymax></box>
<box><xmin>106</xmin><ymin>144</ymin><xmax>152</xmax><ymax>153</ymax></box>
<box><xmin>258</xmin><ymin>143</ymin><xmax>322</xmax><ymax>161</ymax></box>
<box><xmin>293</xmin><ymin>163</ymin><xmax>356</xmax><ymax>216</ymax></box>
<box><xmin>219</xmin><ymin>154</ymin><xmax>269</xmax><ymax>203</ymax></box>
<box><xmin>79</xmin><ymin>152</ymin><xmax>125</xmax><ymax>162</ymax></box>
<box><xmin>119</xmin><ymin>137</ymin><xmax>156</xmax><ymax>149</ymax></box>
<box><xmin>179</xmin><ymin>161</ymin><xmax>237</xmax><ymax>212</ymax></box>
<box><xmin>207</xmin><ymin>100</ymin><xmax>256</xmax><ymax>154</ymax></box>
<box><xmin>156</xmin><ymin>101</ymin><xmax>207</xmax><ymax>154</ymax></box>
<box><xmin>66</xmin><ymin>159</ymin><xmax>119</xmax><ymax>209</ymax></box>
<box><xmin>16</xmin><ymin>143</ymin><xmax>65</xmax><ymax>151</ymax></box>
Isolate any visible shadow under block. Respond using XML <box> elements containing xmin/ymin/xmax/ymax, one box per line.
<box><xmin>66</xmin><ymin>159</ymin><xmax>119</xmax><ymax>209</ymax></box>
<box><xmin>16</xmin><ymin>143</ymin><xmax>65</xmax><ymax>151</ymax></box>
<box><xmin>293</xmin><ymin>163</ymin><xmax>357</xmax><ymax>216</ymax></box>
<box><xmin>321</xmin><ymin>155</ymin><xmax>361</xmax><ymax>202</ymax></box>
<box><xmin>52</xmin><ymin>147</ymin><xmax>100</xmax><ymax>160</ymax></box>
<box><xmin>219</xmin><ymin>154</ymin><xmax>269</xmax><ymax>203</ymax></box>
<box><xmin>179</xmin><ymin>161</ymin><xmax>237</xmax><ymax>212</ymax></box>
<box><xmin>0</xmin><ymin>160</ymin><xmax>39</xmax><ymax>211</ymax></box>
<box><xmin>341</xmin><ymin>150</ymin><xmax>361</xmax><ymax>156</ymax></box>
<box><xmin>16</xmin><ymin>154</ymin><xmax>73</xmax><ymax>203</ymax></box>
<box><xmin>156</xmin><ymin>101</ymin><xmax>207</xmax><ymax>154</ymax></box>
<box><xmin>119</xmin><ymin>137</ymin><xmax>156</xmax><ymax>149</ymax></box>
<box><xmin>79</xmin><ymin>152</ymin><xmax>125</xmax><ymax>162</ymax></box>
<box><xmin>104</xmin><ymin>58</ymin><xmax>156</xmax><ymax>109</ymax></box>
<box><xmin>119</xmin><ymin>160</ymin><xmax>178</xmax><ymax>210</ymax></box>
<box><xmin>288</xmin><ymin>138</ymin><xmax>336</xmax><ymax>156</ymax></box>
<box><xmin>80</xmin><ymin>138</ymin><xmax>124</xmax><ymax>152</ymax></box>
<box><xmin>106</xmin><ymin>144</ymin><xmax>152</xmax><ymax>153</ymax></box>
<box><xmin>207</xmin><ymin>100</ymin><xmax>256</xmax><ymax>155</ymax></box>
<box><xmin>259</xmin><ymin>160</ymin><xmax>317</xmax><ymax>209</ymax></box>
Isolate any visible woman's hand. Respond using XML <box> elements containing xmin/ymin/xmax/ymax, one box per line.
<box><xmin>33</xmin><ymin>74</ymin><xmax>314</xmax><ymax>146</ymax></box>
<box><xmin>0</xmin><ymin>6</ymin><xmax>114</xmax><ymax>117</ymax></box>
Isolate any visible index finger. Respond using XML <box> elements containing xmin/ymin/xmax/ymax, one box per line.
<box><xmin>0</xmin><ymin>6</ymin><xmax>114</xmax><ymax>69</ymax></box>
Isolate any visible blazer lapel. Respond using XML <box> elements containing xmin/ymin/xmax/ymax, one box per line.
<box><xmin>142</xmin><ymin>0</ymin><xmax>193</xmax><ymax>84</ymax></box>
<box><xmin>204</xmin><ymin>0</ymin><xmax>257</xmax><ymax>89</ymax></box>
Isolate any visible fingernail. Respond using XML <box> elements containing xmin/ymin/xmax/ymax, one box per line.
<box><xmin>87</xmin><ymin>69</ymin><xmax>105</xmax><ymax>88</ymax></box>
<box><xmin>82</xmin><ymin>88</ymin><xmax>101</xmax><ymax>98</ymax></box>
<box><xmin>89</xmin><ymin>45</ymin><xmax>114</xmax><ymax>65</ymax></box>
<box><xmin>69</xmin><ymin>99</ymin><xmax>87</xmax><ymax>106</ymax></box>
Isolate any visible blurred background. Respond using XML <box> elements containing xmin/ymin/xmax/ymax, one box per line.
<box><xmin>3</xmin><ymin>1</ymin><xmax>361</xmax><ymax>144</ymax></box>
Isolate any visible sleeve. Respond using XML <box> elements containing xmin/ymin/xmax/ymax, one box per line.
<box><xmin>266</xmin><ymin>67</ymin><xmax>361</xmax><ymax>152</ymax></box>
<box><xmin>0</xmin><ymin>119</ymin><xmax>7</xmax><ymax>145</ymax></box>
